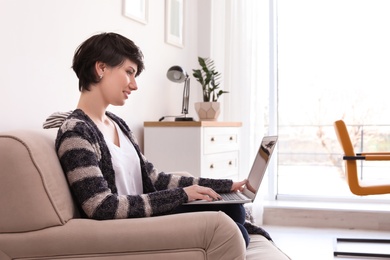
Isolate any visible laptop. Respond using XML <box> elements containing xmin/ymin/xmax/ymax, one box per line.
<box><xmin>183</xmin><ymin>136</ymin><xmax>278</xmax><ymax>205</ymax></box>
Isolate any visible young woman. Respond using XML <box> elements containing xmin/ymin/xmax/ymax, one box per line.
<box><xmin>54</xmin><ymin>32</ymin><xmax>271</xmax><ymax>247</ymax></box>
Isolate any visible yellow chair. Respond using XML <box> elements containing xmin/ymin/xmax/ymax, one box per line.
<box><xmin>333</xmin><ymin>119</ymin><xmax>390</xmax><ymax>258</ymax></box>
<box><xmin>334</xmin><ymin>119</ymin><xmax>390</xmax><ymax>195</ymax></box>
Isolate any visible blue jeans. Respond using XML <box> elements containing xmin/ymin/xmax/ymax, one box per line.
<box><xmin>172</xmin><ymin>203</ymin><xmax>250</xmax><ymax>247</ymax></box>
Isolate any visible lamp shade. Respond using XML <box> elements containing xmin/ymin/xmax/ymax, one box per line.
<box><xmin>167</xmin><ymin>66</ymin><xmax>188</xmax><ymax>83</ymax></box>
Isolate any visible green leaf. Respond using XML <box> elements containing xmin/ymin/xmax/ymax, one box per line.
<box><xmin>193</xmin><ymin>56</ymin><xmax>228</xmax><ymax>102</ymax></box>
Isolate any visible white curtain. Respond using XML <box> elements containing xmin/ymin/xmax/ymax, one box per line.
<box><xmin>211</xmin><ymin>0</ymin><xmax>271</xmax><ymax>223</ymax></box>
<box><xmin>219</xmin><ymin>0</ymin><xmax>270</xmax><ymax>177</ymax></box>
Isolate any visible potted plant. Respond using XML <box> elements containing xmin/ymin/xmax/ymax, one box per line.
<box><xmin>192</xmin><ymin>57</ymin><xmax>228</xmax><ymax>121</ymax></box>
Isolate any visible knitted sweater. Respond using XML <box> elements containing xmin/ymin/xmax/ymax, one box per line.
<box><xmin>55</xmin><ymin>109</ymin><xmax>233</xmax><ymax>220</ymax></box>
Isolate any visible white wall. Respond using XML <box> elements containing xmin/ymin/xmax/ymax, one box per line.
<box><xmin>0</xmin><ymin>1</ymin><xmax>268</xmax><ymax>211</ymax></box>
<box><xmin>0</xmin><ymin>0</ymin><xmax>205</xmax><ymax>149</ymax></box>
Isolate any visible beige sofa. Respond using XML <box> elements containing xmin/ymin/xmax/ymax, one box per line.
<box><xmin>0</xmin><ymin>130</ymin><xmax>290</xmax><ymax>260</ymax></box>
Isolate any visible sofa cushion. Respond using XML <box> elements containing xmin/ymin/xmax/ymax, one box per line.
<box><xmin>247</xmin><ymin>234</ymin><xmax>291</xmax><ymax>259</ymax></box>
<box><xmin>0</xmin><ymin>130</ymin><xmax>78</xmax><ymax>233</ymax></box>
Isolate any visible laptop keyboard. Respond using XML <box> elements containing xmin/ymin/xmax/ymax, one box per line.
<box><xmin>220</xmin><ymin>192</ymin><xmax>243</xmax><ymax>201</ymax></box>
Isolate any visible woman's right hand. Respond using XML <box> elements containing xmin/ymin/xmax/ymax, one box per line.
<box><xmin>183</xmin><ymin>185</ymin><xmax>222</xmax><ymax>202</ymax></box>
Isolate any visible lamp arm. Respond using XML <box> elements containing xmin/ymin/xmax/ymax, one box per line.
<box><xmin>181</xmin><ymin>77</ymin><xmax>190</xmax><ymax>116</ymax></box>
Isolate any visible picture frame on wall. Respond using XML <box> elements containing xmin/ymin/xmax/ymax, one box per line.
<box><xmin>165</xmin><ymin>0</ymin><xmax>184</xmax><ymax>48</ymax></box>
<box><xmin>123</xmin><ymin>0</ymin><xmax>148</xmax><ymax>24</ymax></box>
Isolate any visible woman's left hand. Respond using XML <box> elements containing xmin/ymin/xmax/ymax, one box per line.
<box><xmin>231</xmin><ymin>179</ymin><xmax>247</xmax><ymax>192</ymax></box>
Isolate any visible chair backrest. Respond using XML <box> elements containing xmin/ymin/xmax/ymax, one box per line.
<box><xmin>334</xmin><ymin>120</ymin><xmax>364</xmax><ymax>195</ymax></box>
<box><xmin>0</xmin><ymin>130</ymin><xmax>78</xmax><ymax>233</ymax></box>
<box><xmin>334</xmin><ymin>120</ymin><xmax>390</xmax><ymax>195</ymax></box>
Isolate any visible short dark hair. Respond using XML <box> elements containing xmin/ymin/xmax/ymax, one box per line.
<box><xmin>72</xmin><ymin>32</ymin><xmax>145</xmax><ymax>91</ymax></box>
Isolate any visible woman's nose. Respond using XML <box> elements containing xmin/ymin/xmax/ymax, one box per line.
<box><xmin>130</xmin><ymin>78</ymin><xmax>138</xmax><ymax>90</ymax></box>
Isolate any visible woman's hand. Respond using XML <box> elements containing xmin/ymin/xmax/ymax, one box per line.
<box><xmin>231</xmin><ymin>179</ymin><xmax>247</xmax><ymax>192</ymax></box>
<box><xmin>183</xmin><ymin>185</ymin><xmax>222</xmax><ymax>202</ymax></box>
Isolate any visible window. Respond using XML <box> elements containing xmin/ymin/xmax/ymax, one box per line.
<box><xmin>276</xmin><ymin>0</ymin><xmax>390</xmax><ymax>201</ymax></box>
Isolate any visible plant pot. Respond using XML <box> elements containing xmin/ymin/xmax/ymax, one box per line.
<box><xmin>194</xmin><ymin>102</ymin><xmax>221</xmax><ymax>121</ymax></box>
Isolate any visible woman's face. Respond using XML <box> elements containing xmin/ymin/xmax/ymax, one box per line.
<box><xmin>100</xmin><ymin>59</ymin><xmax>138</xmax><ymax>106</ymax></box>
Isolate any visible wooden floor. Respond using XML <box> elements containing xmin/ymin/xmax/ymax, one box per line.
<box><xmin>263</xmin><ymin>225</ymin><xmax>390</xmax><ymax>260</ymax></box>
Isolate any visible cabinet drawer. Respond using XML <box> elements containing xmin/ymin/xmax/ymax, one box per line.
<box><xmin>202</xmin><ymin>151</ymin><xmax>239</xmax><ymax>180</ymax></box>
<box><xmin>203</xmin><ymin>127</ymin><xmax>240</xmax><ymax>154</ymax></box>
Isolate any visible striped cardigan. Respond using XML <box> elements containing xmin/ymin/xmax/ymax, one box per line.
<box><xmin>55</xmin><ymin>109</ymin><xmax>233</xmax><ymax>220</ymax></box>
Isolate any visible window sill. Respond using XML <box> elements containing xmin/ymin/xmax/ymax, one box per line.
<box><xmin>264</xmin><ymin>199</ymin><xmax>390</xmax><ymax>213</ymax></box>
<box><xmin>262</xmin><ymin>199</ymin><xmax>390</xmax><ymax>231</ymax></box>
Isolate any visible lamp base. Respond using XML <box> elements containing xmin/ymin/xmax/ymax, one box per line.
<box><xmin>175</xmin><ymin>117</ymin><xmax>194</xmax><ymax>121</ymax></box>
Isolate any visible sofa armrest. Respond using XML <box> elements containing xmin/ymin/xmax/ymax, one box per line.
<box><xmin>0</xmin><ymin>212</ymin><xmax>245</xmax><ymax>260</ymax></box>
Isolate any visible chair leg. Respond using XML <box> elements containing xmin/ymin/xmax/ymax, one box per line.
<box><xmin>334</xmin><ymin>238</ymin><xmax>390</xmax><ymax>258</ymax></box>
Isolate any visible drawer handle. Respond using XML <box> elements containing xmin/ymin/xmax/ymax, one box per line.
<box><xmin>228</xmin><ymin>161</ymin><xmax>232</xmax><ymax>165</ymax></box>
<box><xmin>210</xmin><ymin>137</ymin><xmax>215</xmax><ymax>142</ymax></box>
<box><xmin>229</xmin><ymin>136</ymin><xmax>233</xmax><ymax>141</ymax></box>
<box><xmin>210</xmin><ymin>164</ymin><xmax>214</xmax><ymax>169</ymax></box>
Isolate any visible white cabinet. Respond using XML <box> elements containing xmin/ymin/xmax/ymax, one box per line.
<box><xmin>143</xmin><ymin>121</ymin><xmax>242</xmax><ymax>180</ymax></box>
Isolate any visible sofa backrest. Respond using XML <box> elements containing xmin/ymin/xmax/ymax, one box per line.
<box><xmin>0</xmin><ymin>129</ymin><xmax>78</xmax><ymax>233</ymax></box>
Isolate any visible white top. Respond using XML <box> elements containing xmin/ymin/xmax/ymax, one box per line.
<box><xmin>104</xmin><ymin>121</ymin><xmax>143</xmax><ymax>196</ymax></box>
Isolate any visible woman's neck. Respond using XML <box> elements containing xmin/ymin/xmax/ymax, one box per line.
<box><xmin>77</xmin><ymin>91</ymin><xmax>108</xmax><ymax>124</ymax></box>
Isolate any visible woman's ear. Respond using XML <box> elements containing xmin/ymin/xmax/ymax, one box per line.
<box><xmin>95</xmin><ymin>61</ymin><xmax>106</xmax><ymax>78</ymax></box>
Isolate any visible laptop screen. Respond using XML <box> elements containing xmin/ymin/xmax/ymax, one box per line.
<box><xmin>242</xmin><ymin>136</ymin><xmax>278</xmax><ymax>200</ymax></box>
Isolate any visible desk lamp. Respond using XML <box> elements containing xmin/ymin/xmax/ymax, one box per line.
<box><xmin>166</xmin><ymin>65</ymin><xmax>193</xmax><ymax>121</ymax></box>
